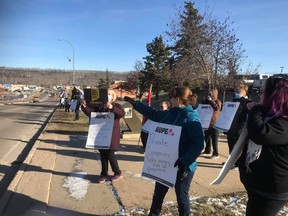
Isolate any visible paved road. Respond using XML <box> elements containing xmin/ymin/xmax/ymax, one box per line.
<box><xmin>0</xmin><ymin>95</ymin><xmax>58</xmax><ymax>198</ymax></box>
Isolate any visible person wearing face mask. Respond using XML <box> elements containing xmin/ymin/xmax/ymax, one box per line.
<box><xmin>225</xmin><ymin>83</ymin><xmax>252</xmax><ymax>169</ymax></box>
<box><xmin>81</xmin><ymin>89</ymin><xmax>125</xmax><ymax>183</ymax></box>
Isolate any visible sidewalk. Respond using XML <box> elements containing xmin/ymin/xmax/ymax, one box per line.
<box><xmin>0</xmin><ymin>109</ymin><xmax>245</xmax><ymax>216</ymax></box>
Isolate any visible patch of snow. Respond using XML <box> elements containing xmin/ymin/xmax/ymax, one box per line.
<box><xmin>62</xmin><ymin>171</ymin><xmax>89</xmax><ymax>200</ymax></box>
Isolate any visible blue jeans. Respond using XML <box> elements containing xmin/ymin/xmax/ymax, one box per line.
<box><xmin>149</xmin><ymin>170</ymin><xmax>194</xmax><ymax>216</ymax></box>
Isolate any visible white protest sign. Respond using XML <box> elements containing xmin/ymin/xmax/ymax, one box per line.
<box><xmin>197</xmin><ymin>104</ymin><xmax>214</xmax><ymax>129</ymax></box>
<box><xmin>86</xmin><ymin>112</ymin><xmax>114</xmax><ymax>149</ymax></box>
<box><xmin>211</xmin><ymin>123</ymin><xmax>248</xmax><ymax>184</ymax></box>
<box><xmin>141</xmin><ymin>119</ymin><xmax>153</xmax><ymax>133</ymax></box>
<box><xmin>214</xmin><ymin>102</ymin><xmax>240</xmax><ymax>132</ymax></box>
<box><xmin>142</xmin><ymin>121</ymin><xmax>181</xmax><ymax>188</ymax></box>
<box><xmin>69</xmin><ymin>99</ymin><xmax>77</xmax><ymax>111</ymax></box>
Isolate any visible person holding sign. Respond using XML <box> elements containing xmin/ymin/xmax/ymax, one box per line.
<box><xmin>71</xmin><ymin>86</ymin><xmax>82</xmax><ymax>120</ymax></box>
<box><xmin>201</xmin><ymin>88</ymin><xmax>222</xmax><ymax>159</ymax></box>
<box><xmin>236</xmin><ymin>77</ymin><xmax>288</xmax><ymax>216</ymax></box>
<box><xmin>226</xmin><ymin>84</ymin><xmax>251</xmax><ymax>154</ymax></box>
<box><xmin>124</xmin><ymin>86</ymin><xmax>204</xmax><ymax>216</ymax></box>
<box><xmin>81</xmin><ymin>89</ymin><xmax>125</xmax><ymax>183</ymax></box>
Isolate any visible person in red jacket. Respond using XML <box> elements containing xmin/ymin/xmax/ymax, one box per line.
<box><xmin>81</xmin><ymin>89</ymin><xmax>125</xmax><ymax>183</ymax></box>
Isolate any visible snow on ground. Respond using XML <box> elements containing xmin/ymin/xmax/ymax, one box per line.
<box><xmin>113</xmin><ymin>192</ymin><xmax>288</xmax><ymax>216</ymax></box>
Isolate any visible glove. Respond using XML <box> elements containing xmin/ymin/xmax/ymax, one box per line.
<box><xmin>123</xmin><ymin>96</ymin><xmax>136</xmax><ymax>105</ymax></box>
<box><xmin>174</xmin><ymin>159</ymin><xmax>188</xmax><ymax>181</ymax></box>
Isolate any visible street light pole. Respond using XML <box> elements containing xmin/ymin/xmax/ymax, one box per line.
<box><xmin>58</xmin><ymin>39</ymin><xmax>75</xmax><ymax>84</ymax></box>
<box><xmin>280</xmin><ymin>66</ymin><xmax>284</xmax><ymax>74</ymax></box>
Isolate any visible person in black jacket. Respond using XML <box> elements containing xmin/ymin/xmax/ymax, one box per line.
<box><xmin>226</xmin><ymin>84</ymin><xmax>251</xmax><ymax>169</ymax></box>
<box><xmin>71</xmin><ymin>86</ymin><xmax>82</xmax><ymax>120</ymax></box>
<box><xmin>237</xmin><ymin>76</ymin><xmax>288</xmax><ymax>216</ymax></box>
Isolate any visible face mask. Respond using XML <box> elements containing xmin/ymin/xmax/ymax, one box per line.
<box><xmin>234</xmin><ymin>93</ymin><xmax>241</xmax><ymax>98</ymax></box>
<box><xmin>108</xmin><ymin>95</ymin><xmax>111</xmax><ymax>102</ymax></box>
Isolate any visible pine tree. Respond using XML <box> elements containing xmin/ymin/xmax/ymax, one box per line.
<box><xmin>141</xmin><ymin>35</ymin><xmax>171</xmax><ymax>100</ymax></box>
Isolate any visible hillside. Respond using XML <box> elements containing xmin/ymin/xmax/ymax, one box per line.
<box><xmin>0</xmin><ymin>67</ymin><xmax>130</xmax><ymax>87</ymax></box>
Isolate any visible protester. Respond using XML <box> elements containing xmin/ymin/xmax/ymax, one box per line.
<box><xmin>158</xmin><ymin>100</ymin><xmax>170</xmax><ymax>111</ymax></box>
<box><xmin>141</xmin><ymin>100</ymin><xmax>170</xmax><ymax>149</ymax></box>
<box><xmin>64</xmin><ymin>95</ymin><xmax>70</xmax><ymax>112</ymax></box>
<box><xmin>81</xmin><ymin>89</ymin><xmax>125</xmax><ymax>183</ymax></box>
<box><xmin>124</xmin><ymin>86</ymin><xmax>204</xmax><ymax>216</ymax></box>
<box><xmin>201</xmin><ymin>88</ymin><xmax>222</xmax><ymax>159</ymax></box>
<box><xmin>225</xmin><ymin>83</ymin><xmax>251</xmax><ymax>169</ymax></box>
<box><xmin>190</xmin><ymin>93</ymin><xmax>198</xmax><ymax>109</ymax></box>
<box><xmin>237</xmin><ymin>76</ymin><xmax>288</xmax><ymax>216</ymax></box>
<box><xmin>71</xmin><ymin>86</ymin><xmax>82</xmax><ymax>120</ymax></box>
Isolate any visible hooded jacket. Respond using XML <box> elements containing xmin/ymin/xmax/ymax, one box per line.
<box><xmin>133</xmin><ymin>101</ymin><xmax>204</xmax><ymax>172</ymax></box>
<box><xmin>237</xmin><ymin>105</ymin><xmax>288</xmax><ymax>198</ymax></box>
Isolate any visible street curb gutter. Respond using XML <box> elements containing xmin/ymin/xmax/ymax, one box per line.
<box><xmin>0</xmin><ymin>105</ymin><xmax>58</xmax><ymax>215</ymax></box>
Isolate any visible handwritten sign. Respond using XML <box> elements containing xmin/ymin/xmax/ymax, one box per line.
<box><xmin>211</xmin><ymin>123</ymin><xmax>248</xmax><ymax>185</ymax></box>
<box><xmin>214</xmin><ymin>102</ymin><xmax>240</xmax><ymax>132</ymax></box>
<box><xmin>142</xmin><ymin>120</ymin><xmax>181</xmax><ymax>188</ymax></box>
<box><xmin>85</xmin><ymin>112</ymin><xmax>114</xmax><ymax>149</ymax></box>
<box><xmin>141</xmin><ymin>119</ymin><xmax>153</xmax><ymax>133</ymax></box>
<box><xmin>69</xmin><ymin>99</ymin><xmax>77</xmax><ymax>111</ymax></box>
<box><xmin>197</xmin><ymin>104</ymin><xmax>214</xmax><ymax>129</ymax></box>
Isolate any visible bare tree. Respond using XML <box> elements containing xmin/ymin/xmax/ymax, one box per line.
<box><xmin>167</xmin><ymin>2</ymin><xmax>245</xmax><ymax>90</ymax></box>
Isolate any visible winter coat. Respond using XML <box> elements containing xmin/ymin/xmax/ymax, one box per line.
<box><xmin>82</xmin><ymin>102</ymin><xmax>125</xmax><ymax>150</ymax></box>
<box><xmin>132</xmin><ymin>101</ymin><xmax>204</xmax><ymax>172</ymax></box>
<box><xmin>227</xmin><ymin>97</ymin><xmax>251</xmax><ymax>138</ymax></box>
<box><xmin>237</xmin><ymin>105</ymin><xmax>288</xmax><ymax>198</ymax></box>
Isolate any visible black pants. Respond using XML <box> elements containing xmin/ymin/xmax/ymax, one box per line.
<box><xmin>140</xmin><ymin>131</ymin><xmax>148</xmax><ymax>148</ymax></box>
<box><xmin>204</xmin><ymin>127</ymin><xmax>219</xmax><ymax>156</ymax></box>
<box><xmin>98</xmin><ymin>149</ymin><xmax>121</xmax><ymax>177</ymax></box>
<box><xmin>246</xmin><ymin>190</ymin><xmax>288</xmax><ymax>216</ymax></box>
<box><xmin>227</xmin><ymin>135</ymin><xmax>238</xmax><ymax>154</ymax></box>
<box><xmin>75</xmin><ymin>103</ymin><xmax>80</xmax><ymax>120</ymax></box>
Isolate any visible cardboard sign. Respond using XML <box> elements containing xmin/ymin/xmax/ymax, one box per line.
<box><xmin>214</xmin><ymin>102</ymin><xmax>240</xmax><ymax>132</ymax></box>
<box><xmin>197</xmin><ymin>104</ymin><xmax>214</xmax><ymax>129</ymax></box>
<box><xmin>86</xmin><ymin>112</ymin><xmax>114</xmax><ymax>149</ymax></box>
<box><xmin>84</xmin><ymin>88</ymin><xmax>108</xmax><ymax>107</ymax></box>
<box><xmin>142</xmin><ymin>120</ymin><xmax>181</xmax><ymax>188</ymax></box>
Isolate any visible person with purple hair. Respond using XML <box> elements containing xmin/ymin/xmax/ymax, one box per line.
<box><xmin>236</xmin><ymin>76</ymin><xmax>288</xmax><ymax>216</ymax></box>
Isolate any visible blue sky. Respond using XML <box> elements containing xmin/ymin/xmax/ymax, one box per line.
<box><xmin>0</xmin><ymin>0</ymin><xmax>287</xmax><ymax>74</ymax></box>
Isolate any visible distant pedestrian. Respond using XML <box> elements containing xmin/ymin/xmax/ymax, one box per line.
<box><xmin>81</xmin><ymin>89</ymin><xmax>125</xmax><ymax>183</ymax></box>
<box><xmin>124</xmin><ymin>86</ymin><xmax>204</xmax><ymax>216</ymax></box>
<box><xmin>71</xmin><ymin>86</ymin><xmax>82</xmax><ymax>120</ymax></box>
<box><xmin>201</xmin><ymin>88</ymin><xmax>222</xmax><ymax>159</ymax></box>
<box><xmin>64</xmin><ymin>96</ymin><xmax>70</xmax><ymax>112</ymax></box>
<box><xmin>237</xmin><ymin>76</ymin><xmax>288</xmax><ymax>216</ymax></box>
